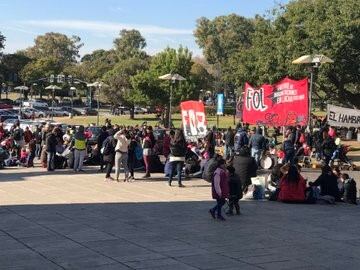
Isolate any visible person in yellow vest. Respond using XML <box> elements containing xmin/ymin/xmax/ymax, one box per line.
<box><xmin>73</xmin><ymin>125</ymin><xmax>87</xmax><ymax>172</ymax></box>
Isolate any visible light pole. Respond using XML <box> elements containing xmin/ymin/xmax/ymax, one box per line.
<box><xmin>87</xmin><ymin>82</ymin><xmax>108</xmax><ymax>126</ymax></box>
<box><xmin>292</xmin><ymin>54</ymin><xmax>333</xmax><ymax>128</ymax></box>
<box><xmin>159</xmin><ymin>73</ymin><xmax>186</xmax><ymax>128</ymax></box>
<box><xmin>70</xmin><ymin>86</ymin><xmax>76</xmax><ymax>115</ymax></box>
<box><xmin>14</xmin><ymin>85</ymin><xmax>29</xmax><ymax>119</ymax></box>
<box><xmin>45</xmin><ymin>85</ymin><xmax>62</xmax><ymax>120</ymax></box>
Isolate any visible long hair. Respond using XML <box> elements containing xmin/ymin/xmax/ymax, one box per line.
<box><xmin>284</xmin><ymin>165</ymin><xmax>300</xmax><ymax>183</ymax></box>
<box><xmin>174</xmin><ymin>129</ymin><xmax>186</xmax><ymax>144</ymax></box>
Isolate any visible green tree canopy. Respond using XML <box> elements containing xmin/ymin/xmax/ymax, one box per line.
<box><xmin>114</xmin><ymin>29</ymin><xmax>147</xmax><ymax>60</ymax></box>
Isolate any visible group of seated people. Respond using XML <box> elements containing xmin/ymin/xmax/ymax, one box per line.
<box><xmin>267</xmin><ymin>163</ymin><xmax>357</xmax><ymax>204</ymax></box>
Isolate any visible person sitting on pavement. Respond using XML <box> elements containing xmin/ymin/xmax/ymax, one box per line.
<box><xmin>278</xmin><ymin>163</ymin><xmax>306</xmax><ymax>203</ymax></box>
<box><xmin>309</xmin><ymin>165</ymin><xmax>341</xmax><ymax>202</ymax></box>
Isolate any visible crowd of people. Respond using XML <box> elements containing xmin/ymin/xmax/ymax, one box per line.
<box><xmin>0</xmin><ymin>117</ymin><xmax>358</xmax><ymax>221</ymax></box>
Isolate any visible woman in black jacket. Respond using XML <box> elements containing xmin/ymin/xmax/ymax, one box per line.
<box><xmin>103</xmin><ymin>129</ymin><xmax>117</xmax><ymax>181</ymax></box>
<box><xmin>309</xmin><ymin>165</ymin><xmax>341</xmax><ymax>201</ymax></box>
<box><xmin>169</xmin><ymin>129</ymin><xmax>187</xmax><ymax>187</ymax></box>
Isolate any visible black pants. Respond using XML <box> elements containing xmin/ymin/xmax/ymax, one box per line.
<box><xmin>99</xmin><ymin>154</ymin><xmax>104</xmax><ymax>171</ymax></box>
<box><xmin>211</xmin><ymin>198</ymin><xmax>226</xmax><ymax>217</ymax></box>
<box><xmin>105</xmin><ymin>162</ymin><xmax>113</xmax><ymax>178</ymax></box>
<box><xmin>228</xmin><ymin>196</ymin><xmax>240</xmax><ymax>214</ymax></box>
<box><xmin>128</xmin><ymin>154</ymin><xmax>135</xmax><ymax>177</ymax></box>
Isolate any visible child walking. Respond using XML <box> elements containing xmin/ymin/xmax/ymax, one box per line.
<box><xmin>209</xmin><ymin>159</ymin><xmax>229</xmax><ymax>221</ymax></box>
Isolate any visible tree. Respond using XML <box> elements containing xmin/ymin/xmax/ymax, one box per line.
<box><xmin>103</xmin><ymin>57</ymin><xmax>149</xmax><ymax>119</ymax></box>
<box><xmin>113</xmin><ymin>29</ymin><xmax>147</xmax><ymax>60</ymax></box>
<box><xmin>20</xmin><ymin>32</ymin><xmax>83</xmax><ymax>82</ymax></box>
<box><xmin>131</xmin><ymin>47</ymin><xmax>199</xmax><ymax>125</ymax></box>
<box><xmin>195</xmin><ymin>0</ymin><xmax>360</xmax><ymax>108</ymax></box>
<box><xmin>0</xmin><ymin>31</ymin><xmax>5</xmax><ymax>52</ymax></box>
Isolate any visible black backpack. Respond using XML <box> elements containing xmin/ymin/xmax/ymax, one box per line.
<box><xmin>102</xmin><ymin>137</ymin><xmax>114</xmax><ymax>156</ymax></box>
<box><xmin>344</xmin><ymin>179</ymin><xmax>357</xmax><ymax>204</ymax></box>
<box><xmin>13</xmin><ymin>129</ymin><xmax>23</xmax><ymax>141</ymax></box>
<box><xmin>202</xmin><ymin>158</ymin><xmax>218</xmax><ymax>183</ymax></box>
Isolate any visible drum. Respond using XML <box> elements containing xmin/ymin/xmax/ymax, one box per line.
<box><xmin>260</xmin><ymin>155</ymin><xmax>273</xmax><ymax>169</ymax></box>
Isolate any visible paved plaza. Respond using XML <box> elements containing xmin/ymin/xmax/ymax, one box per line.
<box><xmin>0</xmin><ymin>167</ymin><xmax>360</xmax><ymax>270</ymax></box>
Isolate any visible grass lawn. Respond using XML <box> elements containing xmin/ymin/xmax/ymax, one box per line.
<box><xmin>55</xmin><ymin>113</ymin><xmax>238</xmax><ymax>129</ymax></box>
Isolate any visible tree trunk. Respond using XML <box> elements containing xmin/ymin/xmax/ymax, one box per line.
<box><xmin>165</xmin><ymin>104</ymin><xmax>170</xmax><ymax>128</ymax></box>
<box><xmin>130</xmin><ymin>105</ymin><xmax>135</xmax><ymax>120</ymax></box>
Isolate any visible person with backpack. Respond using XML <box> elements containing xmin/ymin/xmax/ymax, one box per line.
<box><xmin>234</xmin><ymin>124</ymin><xmax>249</xmax><ymax>152</ymax></box>
<box><xmin>102</xmin><ymin>129</ymin><xmax>116</xmax><ymax>181</ymax></box>
<box><xmin>96</xmin><ymin>126</ymin><xmax>109</xmax><ymax>173</ymax></box>
<box><xmin>168</xmin><ymin>129</ymin><xmax>187</xmax><ymax>187</ymax></box>
<box><xmin>12</xmin><ymin>122</ymin><xmax>24</xmax><ymax>158</ymax></box>
<box><xmin>209</xmin><ymin>158</ymin><xmax>229</xmax><ymax>221</ymax></box>
<box><xmin>282</xmin><ymin>134</ymin><xmax>295</xmax><ymax>164</ymax></box>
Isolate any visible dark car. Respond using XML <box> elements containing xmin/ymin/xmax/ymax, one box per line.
<box><xmin>0</xmin><ymin>111</ymin><xmax>18</xmax><ymax>122</ymax></box>
<box><xmin>61</xmin><ymin>106</ymin><xmax>82</xmax><ymax>116</ymax></box>
<box><xmin>0</xmin><ymin>101</ymin><xmax>13</xmax><ymax>109</ymax></box>
<box><xmin>81</xmin><ymin>107</ymin><xmax>98</xmax><ymax>116</ymax></box>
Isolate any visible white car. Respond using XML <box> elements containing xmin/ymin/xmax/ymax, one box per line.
<box><xmin>23</xmin><ymin>100</ymin><xmax>49</xmax><ymax>108</ymax></box>
<box><xmin>48</xmin><ymin>107</ymin><xmax>70</xmax><ymax>117</ymax></box>
<box><xmin>23</xmin><ymin>108</ymin><xmax>47</xmax><ymax>118</ymax></box>
<box><xmin>134</xmin><ymin>107</ymin><xmax>148</xmax><ymax>114</ymax></box>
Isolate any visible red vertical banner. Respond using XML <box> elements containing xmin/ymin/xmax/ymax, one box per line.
<box><xmin>242</xmin><ymin>78</ymin><xmax>308</xmax><ymax>126</ymax></box>
<box><xmin>180</xmin><ymin>101</ymin><xmax>207</xmax><ymax>140</ymax></box>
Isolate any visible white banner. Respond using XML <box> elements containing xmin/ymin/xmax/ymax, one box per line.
<box><xmin>327</xmin><ymin>104</ymin><xmax>360</xmax><ymax>127</ymax></box>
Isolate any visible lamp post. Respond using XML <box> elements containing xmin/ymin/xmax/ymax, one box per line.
<box><xmin>45</xmin><ymin>85</ymin><xmax>62</xmax><ymax>120</ymax></box>
<box><xmin>70</xmin><ymin>86</ymin><xmax>77</xmax><ymax>114</ymax></box>
<box><xmin>87</xmin><ymin>82</ymin><xmax>108</xmax><ymax>126</ymax></box>
<box><xmin>159</xmin><ymin>73</ymin><xmax>186</xmax><ymax>128</ymax></box>
<box><xmin>292</xmin><ymin>54</ymin><xmax>334</xmax><ymax>128</ymax></box>
<box><xmin>14</xmin><ymin>85</ymin><xmax>29</xmax><ymax>119</ymax></box>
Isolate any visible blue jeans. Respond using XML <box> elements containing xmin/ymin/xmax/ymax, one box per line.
<box><xmin>211</xmin><ymin>198</ymin><xmax>226</xmax><ymax>217</ymax></box>
<box><xmin>224</xmin><ymin>145</ymin><xmax>234</xmax><ymax>159</ymax></box>
<box><xmin>47</xmin><ymin>151</ymin><xmax>55</xmax><ymax>171</ymax></box>
<box><xmin>169</xmin><ymin>161</ymin><xmax>184</xmax><ymax>184</ymax></box>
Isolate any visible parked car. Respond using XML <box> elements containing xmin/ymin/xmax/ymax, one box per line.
<box><xmin>80</xmin><ymin>107</ymin><xmax>98</xmax><ymax>116</ymax></box>
<box><xmin>0</xmin><ymin>111</ymin><xmax>18</xmax><ymax>122</ymax></box>
<box><xmin>134</xmin><ymin>106</ymin><xmax>148</xmax><ymax>114</ymax></box>
<box><xmin>60</xmin><ymin>106</ymin><xmax>82</xmax><ymax>116</ymax></box>
<box><xmin>0</xmin><ymin>101</ymin><xmax>13</xmax><ymax>109</ymax></box>
<box><xmin>48</xmin><ymin>107</ymin><xmax>70</xmax><ymax>117</ymax></box>
<box><xmin>23</xmin><ymin>99</ymin><xmax>49</xmax><ymax>108</ymax></box>
<box><xmin>23</xmin><ymin>108</ymin><xmax>47</xmax><ymax>118</ymax></box>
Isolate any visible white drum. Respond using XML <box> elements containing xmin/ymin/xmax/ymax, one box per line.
<box><xmin>260</xmin><ymin>156</ymin><xmax>273</xmax><ymax>169</ymax></box>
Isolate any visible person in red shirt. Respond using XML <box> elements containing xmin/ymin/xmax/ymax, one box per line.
<box><xmin>278</xmin><ymin>164</ymin><xmax>306</xmax><ymax>202</ymax></box>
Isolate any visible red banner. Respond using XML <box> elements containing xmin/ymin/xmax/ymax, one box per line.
<box><xmin>180</xmin><ymin>101</ymin><xmax>207</xmax><ymax>140</ymax></box>
<box><xmin>242</xmin><ymin>77</ymin><xmax>308</xmax><ymax>126</ymax></box>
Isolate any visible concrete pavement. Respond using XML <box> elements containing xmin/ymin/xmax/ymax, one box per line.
<box><xmin>0</xmin><ymin>166</ymin><xmax>359</xmax><ymax>270</ymax></box>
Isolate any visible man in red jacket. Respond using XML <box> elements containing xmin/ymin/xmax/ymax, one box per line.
<box><xmin>209</xmin><ymin>159</ymin><xmax>229</xmax><ymax>221</ymax></box>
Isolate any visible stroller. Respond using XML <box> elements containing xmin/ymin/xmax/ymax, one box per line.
<box><xmin>329</xmin><ymin>145</ymin><xmax>356</xmax><ymax>170</ymax></box>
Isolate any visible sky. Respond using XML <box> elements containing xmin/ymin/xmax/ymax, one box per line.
<box><xmin>0</xmin><ymin>0</ymin><xmax>288</xmax><ymax>57</ymax></box>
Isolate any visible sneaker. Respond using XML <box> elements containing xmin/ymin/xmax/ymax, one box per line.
<box><xmin>142</xmin><ymin>174</ymin><xmax>150</xmax><ymax>178</ymax></box>
<box><xmin>178</xmin><ymin>183</ymin><xmax>185</xmax><ymax>188</ymax></box>
<box><xmin>209</xmin><ymin>209</ymin><xmax>216</xmax><ymax>219</ymax></box>
<box><xmin>217</xmin><ymin>215</ymin><xmax>226</xmax><ymax>221</ymax></box>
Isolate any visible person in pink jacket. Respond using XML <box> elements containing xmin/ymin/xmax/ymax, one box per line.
<box><xmin>209</xmin><ymin>159</ymin><xmax>230</xmax><ymax>221</ymax></box>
